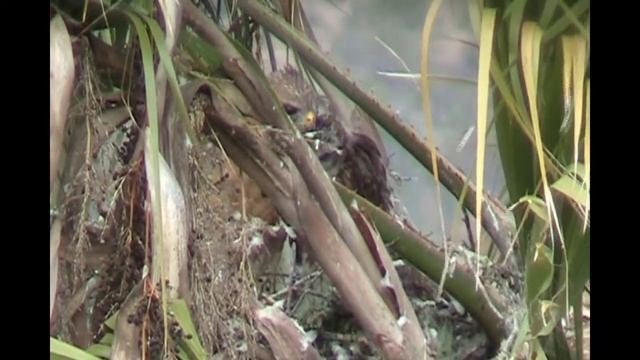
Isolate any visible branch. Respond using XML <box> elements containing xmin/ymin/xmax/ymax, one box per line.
<box><xmin>252</xmin><ymin>301</ymin><xmax>322</xmax><ymax>359</ymax></box>
<box><xmin>335</xmin><ymin>182</ymin><xmax>510</xmax><ymax>347</ymax></box>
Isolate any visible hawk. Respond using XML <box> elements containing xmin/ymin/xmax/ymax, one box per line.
<box><xmin>270</xmin><ymin>67</ymin><xmax>393</xmax><ymax>212</ymax></box>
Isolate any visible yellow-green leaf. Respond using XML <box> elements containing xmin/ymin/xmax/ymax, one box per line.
<box><xmin>125</xmin><ymin>10</ymin><xmax>170</xmax><ymax>352</ymax></box>
<box><xmin>507</xmin><ymin>0</ymin><xmax>527</xmax><ymax>110</ymax></box>
<box><xmin>510</xmin><ymin>314</ymin><xmax>530</xmax><ymax>358</ymax></box>
<box><xmin>475</xmin><ymin>7</ymin><xmax>497</xmax><ymax>270</ymax></box>
<box><xmin>51</xmin><ymin>338</ymin><xmax>102</xmax><ymax>360</ymax></box>
<box><xmin>104</xmin><ymin>311</ymin><xmax>118</xmax><ymax>331</ymax></box>
<box><xmin>171</xmin><ymin>299</ymin><xmax>207</xmax><ymax>360</ymax></box>
<box><xmin>530</xmin><ymin>300</ymin><xmax>561</xmax><ymax>337</ymax></box>
<box><xmin>86</xmin><ymin>343</ymin><xmax>111</xmax><ymax>358</ymax></box>
<box><xmin>539</xmin><ymin>0</ymin><xmax>559</xmax><ymax>28</ymax></box>
<box><xmin>566</xmin><ymin>219</ymin><xmax>589</xmax><ymax>306</ymax></box>
<box><xmin>420</xmin><ymin>0</ymin><xmax>451</xmax><ymax>290</ymax></box>
<box><xmin>560</xmin><ymin>36</ymin><xmax>573</xmax><ymax>133</ymax></box>
<box><xmin>526</xmin><ymin>242</ymin><xmax>553</xmax><ymax>305</ymax></box>
<box><xmin>531</xmin><ymin>338</ymin><xmax>549</xmax><ymax>360</ymax></box>
<box><xmin>521</xmin><ymin>22</ymin><xmax>549</xmax><ymax>203</ymax></box>
<box><xmin>511</xmin><ymin>195</ymin><xmax>548</xmax><ymax>223</ymax></box>
<box><xmin>98</xmin><ymin>332</ymin><xmax>114</xmax><ymax>345</ymax></box>
<box><xmin>583</xmin><ymin>80</ymin><xmax>590</xmax><ymax>231</ymax></box>
<box><xmin>544</xmin><ymin>0</ymin><xmax>590</xmax><ymax>42</ymax></box>
<box><xmin>551</xmin><ymin>174</ymin><xmax>588</xmax><ymax>209</ymax></box>
<box><xmin>571</xmin><ymin>35</ymin><xmax>587</xmax><ymax>173</ymax></box>
<box><xmin>180</xmin><ymin>28</ymin><xmax>223</xmax><ymax>74</ymax></box>
<box><xmin>521</xmin><ymin>22</ymin><xmax>566</xmax><ymax>294</ymax></box>
<box><xmin>568</xmin><ymin>162</ymin><xmax>586</xmax><ymax>181</ymax></box>
<box><xmin>144</xmin><ymin>16</ymin><xmax>199</xmax><ymax>146</ymax></box>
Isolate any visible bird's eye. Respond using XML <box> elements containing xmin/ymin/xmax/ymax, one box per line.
<box><xmin>283</xmin><ymin>103</ymin><xmax>299</xmax><ymax>115</ymax></box>
<box><xmin>304</xmin><ymin>111</ymin><xmax>316</xmax><ymax>127</ymax></box>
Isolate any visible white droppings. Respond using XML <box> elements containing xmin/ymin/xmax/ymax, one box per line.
<box><xmin>235</xmin><ymin>341</ymin><xmax>248</xmax><ymax>352</ymax></box>
<box><xmin>250</xmin><ymin>233</ymin><xmax>264</xmax><ymax>248</ymax></box>
<box><xmin>451</xmin><ymin>299</ymin><xmax>465</xmax><ymax>315</ymax></box>
<box><xmin>303</xmin><ymin>329</ymin><xmax>317</xmax><ymax>349</ymax></box>
<box><xmin>381</xmin><ymin>273</ymin><xmax>392</xmax><ymax>287</ymax></box>
<box><xmin>279</xmin><ymin>219</ymin><xmax>297</xmax><ymax>239</ymax></box>
<box><xmin>448</xmin><ymin>256</ymin><xmax>457</xmax><ymax>278</ymax></box>
<box><xmin>273</xmin><ymin>299</ymin><xmax>285</xmax><ymax>310</ymax></box>
<box><xmin>331</xmin><ymin>343</ymin><xmax>349</xmax><ymax>359</ymax></box>
<box><xmin>350</xmin><ymin>198</ymin><xmax>359</xmax><ymax>210</ymax></box>
<box><xmin>397</xmin><ymin>315</ymin><xmax>408</xmax><ymax>327</ymax></box>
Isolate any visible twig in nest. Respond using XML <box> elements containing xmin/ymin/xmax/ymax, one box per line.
<box><xmin>271</xmin><ymin>270</ymin><xmax>322</xmax><ymax>300</ymax></box>
<box><xmin>463</xmin><ymin>209</ymin><xmax>476</xmax><ymax>252</ymax></box>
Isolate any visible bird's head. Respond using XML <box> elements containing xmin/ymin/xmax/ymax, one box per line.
<box><xmin>285</xmin><ymin>106</ymin><xmax>317</xmax><ymax>133</ymax></box>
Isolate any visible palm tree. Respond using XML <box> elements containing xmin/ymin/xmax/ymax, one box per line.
<box><xmin>50</xmin><ymin>1</ymin><xmax>589</xmax><ymax>359</ymax></box>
